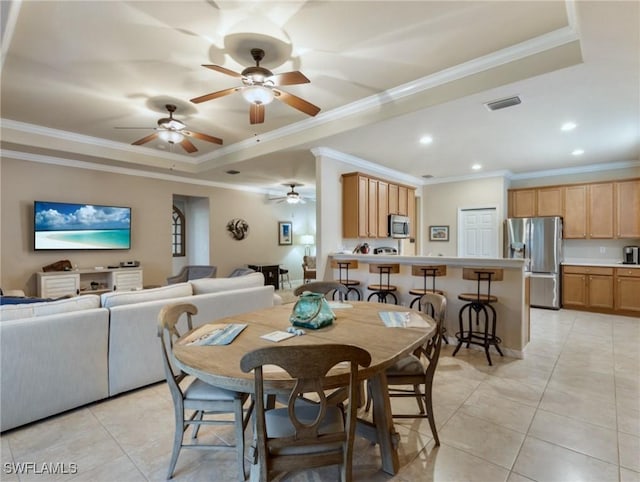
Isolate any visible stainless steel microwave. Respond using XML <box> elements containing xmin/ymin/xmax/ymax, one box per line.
<box><xmin>388</xmin><ymin>214</ymin><xmax>410</xmax><ymax>238</ymax></box>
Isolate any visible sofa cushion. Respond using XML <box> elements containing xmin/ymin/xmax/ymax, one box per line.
<box><xmin>190</xmin><ymin>272</ymin><xmax>265</xmax><ymax>295</ymax></box>
<box><xmin>0</xmin><ymin>304</ymin><xmax>35</xmax><ymax>322</ymax></box>
<box><xmin>101</xmin><ymin>282</ymin><xmax>193</xmax><ymax>308</ymax></box>
<box><xmin>33</xmin><ymin>295</ymin><xmax>101</xmax><ymax>317</ymax></box>
<box><xmin>0</xmin><ymin>295</ymin><xmax>101</xmax><ymax>321</ymax></box>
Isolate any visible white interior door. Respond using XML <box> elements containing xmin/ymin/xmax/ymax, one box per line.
<box><xmin>458</xmin><ymin>208</ymin><xmax>498</xmax><ymax>258</ymax></box>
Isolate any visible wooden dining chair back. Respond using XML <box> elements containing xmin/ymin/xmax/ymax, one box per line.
<box><xmin>240</xmin><ymin>344</ymin><xmax>372</xmax><ymax>482</ymax></box>
<box><xmin>157</xmin><ymin>303</ymin><xmax>253</xmax><ymax>481</ymax></box>
<box><xmin>294</xmin><ymin>281</ymin><xmax>348</xmax><ymax>301</ymax></box>
<box><xmin>367</xmin><ymin>292</ymin><xmax>447</xmax><ymax>445</ymax></box>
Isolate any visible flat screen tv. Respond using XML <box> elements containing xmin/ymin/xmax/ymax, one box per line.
<box><xmin>34</xmin><ymin>201</ymin><xmax>131</xmax><ymax>250</ymax></box>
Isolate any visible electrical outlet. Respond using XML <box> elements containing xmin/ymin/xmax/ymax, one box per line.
<box><xmin>599</xmin><ymin>246</ymin><xmax>606</xmax><ymax>254</ymax></box>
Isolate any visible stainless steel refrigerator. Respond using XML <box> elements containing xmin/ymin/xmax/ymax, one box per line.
<box><xmin>505</xmin><ymin>216</ymin><xmax>563</xmax><ymax>309</ymax></box>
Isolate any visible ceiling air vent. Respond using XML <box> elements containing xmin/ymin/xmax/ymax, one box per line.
<box><xmin>485</xmin><ymin>95</ymin><xmax>521</xmax><ymax>111</ymax></box>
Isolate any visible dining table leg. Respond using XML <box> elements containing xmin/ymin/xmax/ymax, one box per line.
<box><xmin>356</xmin><ymin>373</ymin><xmax>400</xmax><ymax>474</ymax></box>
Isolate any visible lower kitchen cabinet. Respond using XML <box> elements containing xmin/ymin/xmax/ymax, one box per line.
<box><xmin>563</xmin><ymin>265</ymin><xmax>640</xmax><ymax>316</ymax></box>
<box><xmin>562</xmin><ymin>266</ymin><xmax>613</xmax><ymax>311</ymax></box>
<box><xmin>615</xmin><ymin>268</ymin><xmax>640</xmax><ymax>314</ymax></box>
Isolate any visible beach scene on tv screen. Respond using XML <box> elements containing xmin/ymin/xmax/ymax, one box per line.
<box><xmin>35</xmin><ymin>202</ymin><xmax>130</xmax><ymax>250</ymax></box>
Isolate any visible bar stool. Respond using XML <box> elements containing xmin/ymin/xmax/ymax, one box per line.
<box><xmin>278</xmin><ymin>266</ymin><xmax>291</xmax><ymax>289</ymax></box>
<box><xmin>409</xmin><ymin>265</ymin><xmax>447</xmax><ymax>310</ymax></box>
<box><xmin>452</xmin><ymin>267</ymin><xmax>504</xmax><ymax>365</ymax></box>
<box><xmin>409</xmin><ymin>264</ymin><xmax>448</xmax><ymax>344</ymax></box>
<box><xmin>330</xmin><ymin>259</ymin><xmax>362</xmax><ymax>300</ymax></box>
<box><xmin>366</xmin><ymin>263</ymin><xmax>400</xmax><ymax>304</ymax></box>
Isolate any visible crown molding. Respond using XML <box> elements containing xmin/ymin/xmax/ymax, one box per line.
<box><xmin>311</xmin><ymin>147</ymin><xmax>424</xmax><ymax>187</ymax></box>
<box><xmin>204</xmin><ymin>23</ymin><xmax>579</xmax><ymax>162</ymax></box>
<box><xmin>508</xmin><ymin>160</ymin><xmax>640</xmax><ymax>180</ymax></box>
<box><xmin>0</xmin><ymin>118</ymin><xmax>203</xmax><ymax>164</ymax></box>
<box><xmin>0</xmin><ymin>148</ymin><xmax>268</xmax><ymax>195</ymax></box>
<box><xmin>1</xmin><ymin>16</ymin><xmax>581</xmax><ymax>171</ymax></box>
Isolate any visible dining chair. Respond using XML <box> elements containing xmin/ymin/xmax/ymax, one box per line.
<box><xmin>157</xmin><ymin>303</ymin><xmax>254</xmax><ymax>480</ymax></box>
<box><xmin>240</xmin><ymin>344</ymin><xmax>372</xmax><ymax>482</ymax></box>
<box><xmin>293</xmin><ymin>281</ymin><xmax>349</xmax><ymax>301</ymax></box>
<box><xmin>365</xmin><ymin>292</ymin><xmax>446</xmax><ymax>445</ymax></box>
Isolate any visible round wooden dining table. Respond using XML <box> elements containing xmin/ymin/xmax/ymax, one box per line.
<box><xmin>172</xmin><ymin>300</ymin><xmax>436</xmax><ymax>475</ymax></box>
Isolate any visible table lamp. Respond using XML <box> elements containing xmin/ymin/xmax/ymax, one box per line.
<box><xmin>300</xmin><ymin>234</ymin><xmax>315</xmax><ymax>256</ymax></box>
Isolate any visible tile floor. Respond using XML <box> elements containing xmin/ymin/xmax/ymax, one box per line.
<box><xmin>1</xmin><ymin>308</ymin><xmax>638</xmax><ymax>481</ymax></box>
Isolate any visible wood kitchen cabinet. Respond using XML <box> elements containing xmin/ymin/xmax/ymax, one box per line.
<box><xmin>615</xmin><ymin>268</ymin><xmax>640</xmax><ymax>314</ymax></box>
<box><xmin>562</xmin><ymin>265</ymin><xmax>614</xmax><ymax>310</ymax></box>
<box><xmin>342</xmin><ymin>172</ymin><xmax>416</xmax><ymax>239</ymax></box>
<box><xmin>508</xmin><ymin>189</ymin><xmax>537</xmax><ymax>218</ymax></box>
<box><xmin>388</xmin><ymin>183</ymin><xmax>399</xmax><ymax>215</ymax></box>
<box><xmin>377</xmin><ymin>180</ymin><xmax>389</xmax><ymax>237</ymax></box>
<box><xmin>510</xmin><ymin>178</ymin><xmax>638</xmax><ymax>240</ymax></box>
<box><xmin>588</xmin><ymin>182</ymin><xmax>614</xmax><ymax>238</ymax></box>
<box><xmin>342</xmin><ymin>173</ymin><xmax>369</xmax><ymax>238</ymax></box>
<box><xmin>616</xmin><ymin>179</ymin><xmax>640</xmax><ymax>238</ymax></box>
<box><xmin>536</xmin><ymin>186</ymin><xmax>563</xmax><ymax>216</ymax></box>
<box><xmin>508</xmin><ymin>186</ymin><xmax>562</xmax><ymax>218</ymax></box>
<box><xmin>563</xmin><ymin>185</ymin><xmax>588</xmax><ymax>238</ymax></box>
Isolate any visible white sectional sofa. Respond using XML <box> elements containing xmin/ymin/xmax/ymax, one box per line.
<box><xmin>0</xmin><ymin>272</ymin><xmax>278</xmax><ymax>432</ymax></box>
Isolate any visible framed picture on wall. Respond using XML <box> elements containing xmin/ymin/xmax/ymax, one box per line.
<box><xmin>429</xmin><ymin>225</ymin><xmax>449</xmax><ymax>241</ymax></box>
<box><xmin>278</xmin><ymin>221</ymin><xmax>293</xmax><ymax>245</ymax></box>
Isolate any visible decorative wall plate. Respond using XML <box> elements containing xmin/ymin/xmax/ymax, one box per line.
<box><xmin>227</xmin><ymin>218</ymin><xmax>249</xmax><ymax>240</ymax></box>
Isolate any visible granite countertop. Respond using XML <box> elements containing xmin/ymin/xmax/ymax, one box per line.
<box><xmin>562</xmin><ymin>258</ymin><xmax>640</xmax><ymax>268</ymax></box>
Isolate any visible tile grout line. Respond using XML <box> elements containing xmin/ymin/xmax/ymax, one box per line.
<box><xmin>505</xmin><ymin>311</ymin><xmax>577</xmax><ymax>481</ymax></box>
<box><xmin>84</xmin><ymin>405</ymin><xmax>150</xmax><ymax>481</ymax></box>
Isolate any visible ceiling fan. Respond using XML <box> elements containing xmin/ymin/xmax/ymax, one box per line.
<box><xmin>269</xmin><ymin>183</ymin><xmax>308</xmax><ymax>204</ymax></box>
<box><xmin>190</xmin><ymin>48</ymin><xmax>321</xmax><ymax>125</ymax></box>
<box><xmin>116</xmin><ymin>104</ymin><xmax>222</xmax><ymax>153</ymax></box>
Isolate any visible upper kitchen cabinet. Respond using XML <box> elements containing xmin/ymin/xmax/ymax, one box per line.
<box><xmin>342</xmin><ymin>173</ymin><xmax>370</xmax><ymax>238</ymax></box>
<box><xmin>508</xmin><ymin>187</ymin><xmax>563</xmax><ymax>218</ymax></box>
<box><xmin>536</xmin><ymin>186</ymin><xmax>563</xmax><ymax>216</ymax></box>
<box><xmin>342</xmin><ymin>172</ymin><xmax>416</xmax><ymax>239</ymax></box>
<box><xmin>588</xmin><ymin>182</ymin><xmax>614</xmax><ymax>238</ymax></box>
<box><xmin>508</xmin><ymin>189</ymin><xmax>536</xmax><ymax>218</ymax></box>
<box><xmin>563</xmin><ymin>184</ymin><xmax>588</xmax><ymax>238</ymax></box>
<box><xmin>616</xmin><ymin>179</ymin><xmax>640</xmax><ymax>238</ymax></box>
<box><xmin>511</xmin><ymin>178</ymin><xmax>639</xmax><ymax>240</ymax></box>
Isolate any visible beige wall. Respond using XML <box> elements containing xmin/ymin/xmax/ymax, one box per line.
<box><xmin>1</xmin><ymin>158</ymin><xmax>314</xmax><ymax>295</ymax></box>
<box><xmin>421</xmin><ymin>176</ymin><xmax>508</xmax><ymax>257</ymax></box>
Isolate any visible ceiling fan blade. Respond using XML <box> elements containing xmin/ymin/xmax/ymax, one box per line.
<box><xmin>180</xmin><ymin>138</ymin><xmax>198</xmax><ymax>153</ymax></box>
<box><xmin>249</xmin><ymin>103</ymin><xmax>265</xmax><ymax>124</ymax></box>
<box><xmin>273</xmin><ymin>88</ymin><xmax>321</xmax><ymax>117</ymax></box>
<box><xmin>185</xmin><ymin>130</ymin><xmax>223</xmax><ymax>145</ymax></box>
<box><xmin>202</xmin><ymin>64</ymin><xmax>243</xmax><ymax>78</ymax></box>
<box><xmin>132</xmin><ymin>132</ymin><xmax>159</xmax><ymax>145</ymax></box>
<box><xmin>269</xmin><ymin>71</ymin><xmax>310</xmax><ymax>86</ymax></box>
<box><xmin>190</xmin><ymin>87</ymin><xmax>239</xmax><ymax>104</ymax></box>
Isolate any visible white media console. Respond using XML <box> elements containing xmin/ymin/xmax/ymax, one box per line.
<box><xmin>36</xmin><ymin>267</ymin><xmax>143</xmax><ymax>298</ymax></box>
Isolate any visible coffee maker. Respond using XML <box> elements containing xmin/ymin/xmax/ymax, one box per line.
<box><xmin>623</xmin><ymin>246</ymin><xmax>639</xmax><ymax>264</ymax></box>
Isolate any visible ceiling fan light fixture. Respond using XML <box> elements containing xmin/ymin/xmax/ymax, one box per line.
<box><xmin>159</xmin><ymin>118</ymin><xmax>185</xmax><ymax>130</ymax></box>
<box><xmin>159</xmin><ymin>130</ymin><xmax>185</xmax><ymax>144</ymax></box>
<box><xmin>241</xmin><ymin>85</ymin><xmax>275</xmax><ymax>105</ymax></box>
<box><xmin>286</xmin><ymin>193</ymin><xmax>301</xmax><ymax>204</ymax></box>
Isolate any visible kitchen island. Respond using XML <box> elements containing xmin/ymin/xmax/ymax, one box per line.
<box><xmin>329</xmin><ymin>254</ymin><xmax>530</xmax><ymax>357</ymax></box>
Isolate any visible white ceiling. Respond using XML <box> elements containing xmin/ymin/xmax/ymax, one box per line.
<box><xmin>1</xmin><ymin>1</ymin><xmax>638</xmax><ymax>198</ymax></box>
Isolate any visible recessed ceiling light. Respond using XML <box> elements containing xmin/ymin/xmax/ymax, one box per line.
<box><xmin>419</xmin><ymin>135</ymin><xmax>433</xmax><ymax>145</ymax></box>
<box><xmin>571</xmin><ymin>149</ymin><xmax>584</xmax><ymax>156</ymax></box>
<box><xmin>471</xmin><ymin>163</ymin><xmax>482</xmax><ymax>170</ymax></box>
<box><xmin>561</xmin><ymin>122</ymin><xmax>577</xmax><ymax>131</ymax></box>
